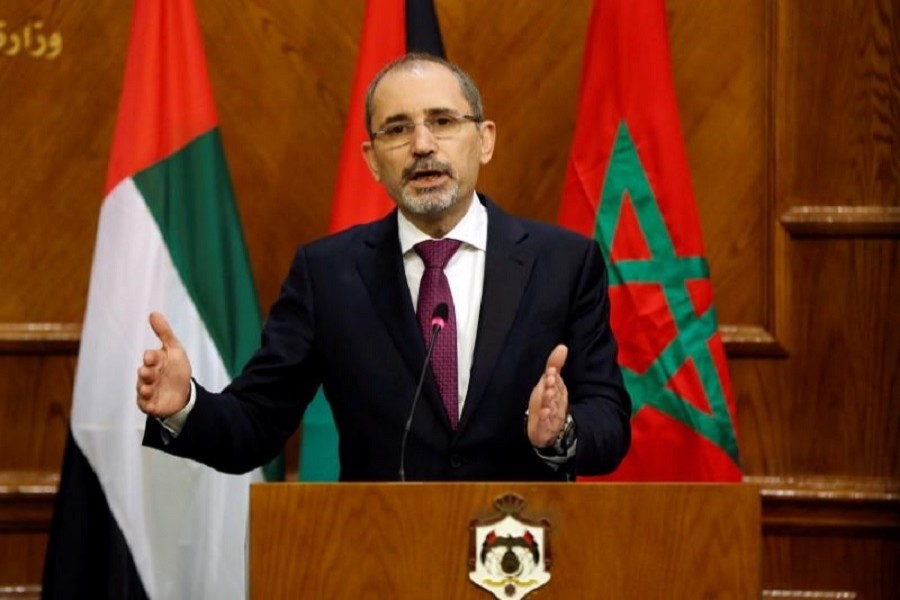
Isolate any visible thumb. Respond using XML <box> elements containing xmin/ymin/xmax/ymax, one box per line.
<box><xmin>148</xmin><ymin>312</ymin><xmax>181</xmax><ymax>349</ymax></box>
<box><xmin>546</xmin><ymin>344</ymin><xmax>568</xmax><ymax>372</ymax></box>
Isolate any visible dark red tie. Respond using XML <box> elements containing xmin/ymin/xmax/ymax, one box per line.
<box><xmin>414</xmin><ymin>239</ymin><xmax>462</xmax><ymax>430</ymax></box>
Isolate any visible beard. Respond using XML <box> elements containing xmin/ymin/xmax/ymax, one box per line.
<box><xmin>398</xmin><ymin>158</ymin><xmax>459</xmax><ymax>216</ymax></box>
<box><xmin>399</xmin><ymin>180</ymin><xmax>460</xmax><ymax>216</ymax></box>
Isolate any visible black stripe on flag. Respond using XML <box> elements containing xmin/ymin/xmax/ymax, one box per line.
<box><xmin>42</xmin><ymin>433</ymin><xmax>149</xmax><ymax>600</ymax></box>
<box><xmin>406</xmin><ymin>0</ymin><xmax>445</xmax><ymax>56</ymax></box>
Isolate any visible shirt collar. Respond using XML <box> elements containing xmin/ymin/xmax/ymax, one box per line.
<box><xmin>397</xmin><ymin>192</ymin><xmax>488</xmax><ymax>254</ymax></box>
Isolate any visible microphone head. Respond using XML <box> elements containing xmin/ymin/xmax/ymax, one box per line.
<box><xmin>430</xmin><ymin>303</ymin><xmax>449</xmax><ymax>330</ymax></box>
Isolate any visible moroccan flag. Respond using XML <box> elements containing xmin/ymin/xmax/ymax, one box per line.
<box><xmin>559</xmin><ymin>0</ymin><xmax>741</xmax><ymax>481</ymax></box>
<box><xmin>43</xmin><ymin>0</ymin><xmax>264</xmax><ymax>597</ymax></box>
<box><xmin>299</xmin><ymin>0</ymin><xmax>445</xmax><ymax>481</ymax></box>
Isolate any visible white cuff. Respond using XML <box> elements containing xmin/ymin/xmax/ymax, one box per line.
<box><xmin>157</xmin><ymin>379</ymin><xmax>196</xmax><ymax>438</ymax></box>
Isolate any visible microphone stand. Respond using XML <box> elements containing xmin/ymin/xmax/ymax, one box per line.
<box><xmin>398</xmin><ymin>322</ymin><xmax>442</xmax><ymax>482</ymax></box>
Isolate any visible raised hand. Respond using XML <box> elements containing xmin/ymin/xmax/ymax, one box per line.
<box><xmin>527</xmin><ymin>344</ymin><xmax>569</xmax><ymax>448</ymax></box>
<box><xmin>136</xmin><ymin>312</ymin><xmax>192</xmax><ymax>419</ymax></box>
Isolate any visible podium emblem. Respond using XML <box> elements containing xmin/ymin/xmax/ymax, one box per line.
<box><xmin>468</xmin><ymin>493</ymin><xmax>551</xmax><ymax>599</ymax></box>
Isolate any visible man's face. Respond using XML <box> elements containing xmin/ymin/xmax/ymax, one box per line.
<box><xmin>361</xmin><ymin>62</ymin><xmax>495</xmax><ymax>222</ymax></box>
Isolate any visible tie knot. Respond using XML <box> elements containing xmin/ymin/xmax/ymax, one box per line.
<box><xmin>415</xmin><ymin>239</ymin><xmax>462</xmax><ymax>269</ymax></box>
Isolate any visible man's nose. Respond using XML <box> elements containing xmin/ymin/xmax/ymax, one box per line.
<box><xmin>410</xmin><ymin>122</ymin><xmax>438</xmax><ymax>155</ymax></box>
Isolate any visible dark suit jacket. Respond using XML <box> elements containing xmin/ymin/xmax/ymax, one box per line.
<box><xmin>144</xmin><ymin>195</ymin><xmax>631</xmax><ymax>481</ymax></box>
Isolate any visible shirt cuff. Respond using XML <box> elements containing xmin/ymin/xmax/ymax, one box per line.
<box><xmin>157</xmin><ymin>379</ymin><xmax>196</xmax><ymax>438</ymax></box>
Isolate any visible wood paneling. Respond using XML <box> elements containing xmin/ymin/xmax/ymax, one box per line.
<box><xmin>0</xmin><ymin>354</ymin><xmax>73</xmax><ymax>473</ymax></box>
<box><xmin>763</xmin><ymin>535</ymin><xmax>900</xmax><ymax>600</ymax></box>
<box><xmin>0</xmin><ymin>475</ymin><xmax>54</xmax><ymax>587</ymax></box>
<box><xmin>0</xmin><ymin>0</ymin><xmax>896</xmax><ymax>596</ymax></box>
<box><xmin>0</xmin><ymin>0</ymin><xmax>129</xmax><ymax>324</ymax></box>
<box><xmin>251</xmin><ymin>483</ymin><xmax>761</xmax><ymax>598</ymax></box>
<box><xmin>668</xmin><ymin>0</ymin><xmax>771</xmax><ymax>328</ymax></box>
<box><xmin>775</xmin><ymin>0</ymin><xmax>898</xmax><ymax>207</ymax></box>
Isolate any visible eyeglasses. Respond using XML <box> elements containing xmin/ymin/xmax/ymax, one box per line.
<box><xmin>371</xmin><ymin>114</ymin><xmax>481</xmax><ymax>147</ymax></box>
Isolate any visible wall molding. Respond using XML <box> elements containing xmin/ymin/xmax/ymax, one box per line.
<box><xmin>721</xmin><ymin>324</ymin><xmax>788</xmax><ymax>357</ymax></box>
<box><xmin>1</xmin><ymin>321</ymin><xmax>792</xmax><ymax>359</ymax></box>
<box><xmin>748</xmin><ymin>475</ymin><xmax>900</xmax><ymax>534</ymax></box>
<box><xmin>0</xmin><ymin>323</ymin><xmax>80</xmax><ymax>354</ymax></box>
<box><xmin>0</xmin><ymin>585</ymin><xmax>41</xmax><ymax>599</ymax></box>
<box><xmin>780</xmin><ymin>205</ymin><xmax>900</xmax><ymax>237</ymax></box>
<box><xmin>762</xmin><ymin>591</ymin><xmax>857</xmax><ymax>599</ymax></box>
<box><xmin>0</xmin><ymin>471</ymin><xmax>58</xmax><ymax>532</ymax></box>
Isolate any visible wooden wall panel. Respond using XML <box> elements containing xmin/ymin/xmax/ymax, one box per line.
<box><xmin>0</xmin><ymin>1</ymin><xmax>129</xmax><ymax>324</ymax></box>
<box><xmin>0</xmin><ymin>354</ymin><xmax>73</xmax><ymax>472</ymax></box>
<box><xmin>776</xmin><ymin>0</ymin><xmax>897</xmax><ymax>207</ymax></box>
<box><xmin>737</xmin><ymin>237</ymin><xmax>899</xmax><ymax>478</ymax></box>
<box><xmin>668</xmin><ymin>0</ymin><xmax>770</xmax><ymax>327</ymax></box>
<box><xmin>764</xmin><ymin>535</ymin><xmax>900</xmax><ymax>600</ymax></box>
<box><xmin>0</xmin><ymin>0</ymin><xmax>896</xmax><ymax>596</ymax></box>
<box><xmin>0</xmin><ymin>534</ymin><xmax>47</xmax><ymax>588</ymax></box>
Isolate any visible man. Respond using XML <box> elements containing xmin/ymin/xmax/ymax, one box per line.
<box><xmin>137</xmin><ymin>53</ymin><xmax>631</xmax><ymax>481</ymax></box>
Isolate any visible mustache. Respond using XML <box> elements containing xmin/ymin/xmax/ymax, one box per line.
<box><xmin>402</xmin><ymin>158</ymin><xmax>454</xmax><ymax>182</ymax></box>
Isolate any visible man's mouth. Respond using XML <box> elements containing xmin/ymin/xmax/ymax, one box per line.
<box><xmin>409</xmin><ymin>170</ymin><xmax>448</xmax><ymax>186</ymax></box>
<box><xmin>403</xmin><ymin>162</ymin><xmax>453</xmax><ymax>187</ymax></box>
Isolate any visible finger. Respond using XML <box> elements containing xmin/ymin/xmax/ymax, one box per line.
<box><xmin>554</xmin><ymin>373</ymin><xmax>566</xmax><ymax>394</ymax></box>
<box><xmin>137</xmin><ymin>382</ymin><xmax>155</xmax><ymax>402</ymax></box>
<box><xmin>138</xmin><ymin>365</ymin><xmax>157</xmax><ymax>385</ymax></box>
<box><xmin>546</xmin><ymin>344</ymin><xmax>568</xmax><ymax>373</ymax></box>
<box><xmin>538</xmin><ymin>406</ymin><xmax>553</xmax><ymax>428</ymax></box>
<box><xmin>149</xmin><ymin>312</ymin><xmax>181</xmax><ymax>349</ymax></box>
<box><xmin>544</xmin><ymin>370</ymin><xmax>557</xmax><ymax>388</ymax></box>
<box><xmin>541</xmin><ymin>381</ymin><xmax>556</xmax><ymax>408</ymax></box>
<box><xmin>143</xmin><ymin>349</ymin><xmax>161</xmax><ymax>367</ymax></box>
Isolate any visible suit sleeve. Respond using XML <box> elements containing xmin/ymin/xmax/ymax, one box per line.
<box><xmin>565</xmin><ymin>240</ymin><xmax>632</xmax><ymax>475</ymax></box>
<box><xmin>143</xmin><ymin>247</ymin><xmax>321</xmax><ymax>474</ymax></box>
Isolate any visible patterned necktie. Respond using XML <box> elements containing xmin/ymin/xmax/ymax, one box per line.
<box><xmin>414</xmin><ymin>239</ymin><xmax>462</xmax><ymax>430</ymax></box>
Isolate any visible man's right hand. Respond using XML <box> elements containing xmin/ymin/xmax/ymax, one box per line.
<box><xmin>136</xmin><ymin>312</ymin><xmax>192</xmax><ymax>419</ymax></box>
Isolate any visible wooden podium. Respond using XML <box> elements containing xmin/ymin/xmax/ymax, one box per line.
<box><xmin>249</xmin><ymin>483</ymin><xmax>759</xmax><ymax>598</ymax></box>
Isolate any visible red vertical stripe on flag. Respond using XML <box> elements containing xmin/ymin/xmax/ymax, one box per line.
<box><xmin>329</xmin><ymin>0</ymin><xmax>406</xmax><ymax>232</ymax></box>
<box><xmin>105</xmin><ymin>0</ymin><xmax>218</xmax><ymax>193</ymax></box>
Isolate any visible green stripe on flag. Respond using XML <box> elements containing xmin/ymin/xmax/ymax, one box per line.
<box><xmin>299</xmin><ymin>388</ymin><xmax>340</xmax><ymax>481</ymax></box>
<box><xmin>134</xmin><ymin>129</ymin><xmax>286</xmax><ymax>481</ymax></box>
<box><xmin>133</xmin><ymin>128</ymin><xmax>261</xmax><ymax>378</ymax></box>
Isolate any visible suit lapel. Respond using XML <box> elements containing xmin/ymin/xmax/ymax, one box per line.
<box><xmin>357</xmin><ymin>212</ymin><xmax>450</xmax><ymax>430</ymax></box>
<box><xmin>460</xmin><ymin>198</ymin><xmax>535</xmax><ymax>431</ymax></box>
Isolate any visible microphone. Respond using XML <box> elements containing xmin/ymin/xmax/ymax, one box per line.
<box><xmin>399</xmin><ymin>302</ymin><xmax>449</xmax><ymax>481</ymax></box>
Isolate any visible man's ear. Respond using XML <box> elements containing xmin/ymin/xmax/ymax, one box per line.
<box><xmin>478</xmin><ymin>120</ymin><xmax>496</xmax><ymax>165</ymax></box>
<box><xmin>361</xmin><ymin>141</ymin><xmax>382</xmax><ymax>182</ymax></box>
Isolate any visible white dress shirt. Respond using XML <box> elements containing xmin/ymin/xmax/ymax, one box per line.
<box><xmin>397</xmin><ymin>193</ymin><xmax>486</xmax><ymax>418</ymax></box>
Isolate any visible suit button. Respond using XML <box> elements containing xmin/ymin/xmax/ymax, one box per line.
<box><xmin>449</xmin><ymin>454</ymin><xmax>464</xmax><ymax>468</ymax></box>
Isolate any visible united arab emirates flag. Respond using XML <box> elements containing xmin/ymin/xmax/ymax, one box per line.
<box><xmin>43</xmin><ymin>0</ymin><xmax>264</xmax><ymax>597</ymax></box>
<box><xmin>299</xmin><ymin>0</ymin><xmax>445</xmax><ymax>481</ymax></box>
<box><xmin>559</xmin><ymin>0</ymin><xmax>741</xmax><ymax>481</ymax></box>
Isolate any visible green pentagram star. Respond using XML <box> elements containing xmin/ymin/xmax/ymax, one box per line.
<box><xmin>595</xmin><ymin>122</ymin><xmax>740</xmax><ymax>464</ymax></box>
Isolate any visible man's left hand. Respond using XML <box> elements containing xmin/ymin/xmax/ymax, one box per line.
<box><xmin>527</xmin><ymin>344</ymin><xmax>569</xmax><ymax>448</ymax></box>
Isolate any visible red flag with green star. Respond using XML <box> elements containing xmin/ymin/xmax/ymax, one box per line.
<box><xmin>559</xmin><ymin>0</ymin><xmax>741</xmax><ymax>481</ymax></box>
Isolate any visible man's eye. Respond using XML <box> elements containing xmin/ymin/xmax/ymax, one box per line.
<box><xmin>431</xmin><ymin>116</ymin><xmax>455</xmax><ymax>128</ymax></box>
<box><xmin>383</xmin><ymin>123</ymin><xmax>411</xmax><ymax>137</ymax></box>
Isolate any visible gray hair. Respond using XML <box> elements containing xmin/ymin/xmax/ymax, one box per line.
<box><xmin>364</xmin><ymin>53</ymin><xmax>484</xmax><ymax>137</ymax></box>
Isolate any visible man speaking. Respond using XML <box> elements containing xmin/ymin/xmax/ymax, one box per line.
<box><xmin>136</xmin><ymin>53</ymin><xmax>631</xmax><ymax>481</ymax></box>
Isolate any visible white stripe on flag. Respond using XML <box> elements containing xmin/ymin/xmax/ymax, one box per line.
<box><xmin>72</xmin><ymin>177</ymin><xmax>259</xmax><ymax>600</ymax></box>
